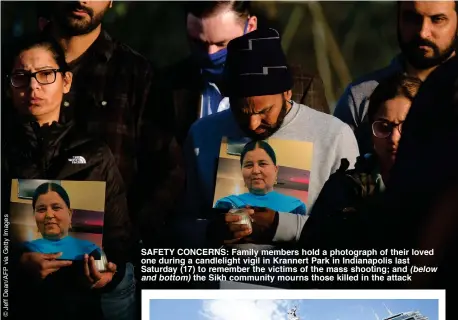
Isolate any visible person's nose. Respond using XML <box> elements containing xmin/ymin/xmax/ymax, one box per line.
<box><xmin>45</xmin><ymin>208</ymin><xmax>55</xmax><ymax>219</ymax></box>
<box><xmin>419</xmin><ymin>19</ymin><xmax>433</xmax><ymax>40</ymax></box>
<box><xmin>248</xmin><ymin>115</ymin><xmax>261</xmax><ymax>131</ymax></box>
<box><xmin>252</xmin><ymin>163</ymin><xmax>261</xmax><ymax>174</ymax></box>
<box><xmin>29</xmin><ymin>76</ymin><xmax>41</xmax><ymax>91</ymax></box>
<box><xmin>208</xmin><ymin>45</ymin><xmax>222</xmax><ymax>55</ymax></box>
<box><xmin>389</xmin><ymin>126</ymin><xmax>402</xmax><ymax>146</ymax></box>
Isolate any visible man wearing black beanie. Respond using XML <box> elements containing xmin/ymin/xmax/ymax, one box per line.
<box><xmin>160</xmin><ymin>1</ymin><xmax>329</xmax><ymax>145</ymax></box>
<box><xmin>181</xmin><ymin>28</ymin><xmax>359</xmax><ymax>254</ymax></box>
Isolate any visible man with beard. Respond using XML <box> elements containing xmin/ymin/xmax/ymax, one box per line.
<box><xmin>180</xmin><ymin>28</ymin><xmax>358</xmax><ymax>250</ymax></box>
<box><xmin>39</xmin><ymin>4</ymin><xmax>184</xmax><ymax>240</ymax></box>
<box><xmin>13</xmin><ymin>1</ymin><xmax>184</xmax><ymax>319</ymax></box>
<box><xmin>334</xmin><ymin>1</ymin><xmax>457</xmax><ymax>154</ymax></box>
<box><xmin>160</xmin><ymin>1</ymin><xmax>329</xmax><ymax>145</ymax></box>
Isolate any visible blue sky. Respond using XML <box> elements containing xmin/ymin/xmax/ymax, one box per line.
<box><xmin>149</xmin><ymin>299</ymin><xmax>437</xmax><ymax>320</ymax></box>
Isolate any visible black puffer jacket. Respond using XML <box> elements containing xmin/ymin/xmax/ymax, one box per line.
<box><xmin>3</xmin><ymin>116</ymin><xmax>133</xmax><ymax>290</ymax></box>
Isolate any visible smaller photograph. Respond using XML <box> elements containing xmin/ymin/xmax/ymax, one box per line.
<box><xmin>213</xmin><ymin>137</ymin><xmax>313</xmax><ymax>215</ymax></box>
<box><xmin>144</xmin><ymin>290</ymin><xmax>443</xmax><ymax>320</ymax></box>
<box><xmin>10</xmin><ymin>179</ymin><xmax>106</xmax><ymax>261</ymax></box>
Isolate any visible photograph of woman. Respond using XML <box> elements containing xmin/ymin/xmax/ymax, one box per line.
<box><xmin>214</xmin><ymin>140</ymin><xmax>306</xmax><ymax>215</ymax></box>
<box><xmin>24</xmin><ymin>182</ymin><xmax>103</xmax><ymax>261</ymax></box>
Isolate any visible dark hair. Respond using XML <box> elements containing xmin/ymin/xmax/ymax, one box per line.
<box><xmin>184</xmin><ymin>1</ymin><xmax>251</xmax><ymax>21</ymax></box>
<box><xmin>32</xmin><ymin>182</ymin><xmax>71</xmax><ymax>210</ymax></box>
<box><xmin>6</xmin><ymin>34</ymin><xmax>69</xmax><ymax>76</ymax></box>
<box><xmin>240</xmin><ymin>140</ymin><xmax>277</xmax><ymax>166</ymax></box>
<box><xmin>367</xmin><ymin>74</ymin><xmax>422</xmax><ymax>123</ymax></box>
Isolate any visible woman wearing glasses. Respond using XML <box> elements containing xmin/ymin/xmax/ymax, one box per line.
<box><xmin>297</xmin><ymin>74</ymin><xmax>422</xmax><ymax>274</ymax></box>
<box><xmin>3</xmin><ymin>35</ymin><xmax>135</xmax><ymax>320</ymax></box>
<box><xmin>368</xmin><ymin>75</ymin><xmax>422</xmax><ymax>184</ymax></box>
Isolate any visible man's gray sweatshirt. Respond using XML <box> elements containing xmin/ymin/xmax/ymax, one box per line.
<box><xmin>183</xmin><ymin>102</ymin><xmax>359</xmax><ymax>245</ymax></box>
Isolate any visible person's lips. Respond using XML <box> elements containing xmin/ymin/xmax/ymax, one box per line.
<box><xmin>28</xmin><ymin>97</ymin><xmax>44</xmax><ymax>105</ymax></box>
<box><xmin>418</xmin><ymin>45</ymin><xmax>432</xmax><ymax>51</ymax></box>
<box><xmin>45</xmin><ymin>222</ymin><xmax>58</xmax><ymax>227</ymax></box>
<box><xmin>70</xmin><ymin>7</ymin><xmax>90</xmax><ymax>17</ymax></box>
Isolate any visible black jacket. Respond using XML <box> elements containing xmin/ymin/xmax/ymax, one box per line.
<box><xmin>295</xmin><ymin>155</ymin><xmax>389</xmax><ymax>290</ymax></box>
<box><xmin>299</xmin><ymin>155</ymin><xmax>385</xmax><ymax>251</ymax></box>
<box><xmin>3</xmin><ymin>116</ymin><xmax>133</xmax><ymax>291</ymax></box>
<box><xmin>384</xmin><ymin>56</ymin><xmax>458</xmax><ymax>290</ymax></box>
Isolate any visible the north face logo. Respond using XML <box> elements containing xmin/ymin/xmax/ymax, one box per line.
<box><xmin>68</xmin><ymin>156</ymin><xmax>86</xmax><ymax>164</ymax></box>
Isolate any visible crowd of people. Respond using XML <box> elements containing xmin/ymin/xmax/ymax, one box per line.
<box><xmin>2</xmin><ymin>1</ymin><xmax>457</xmax><ymax>319</ymax></box>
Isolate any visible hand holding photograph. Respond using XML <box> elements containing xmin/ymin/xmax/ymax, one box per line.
<box><xmin>10</xmin><ymin>179</ymin><xmax>107</xmax><ymax>271</ymax></box>
<box><xmin>23</xmin><ymin>182</ymin><xmax>103</xmax><ymax>261</ymax></box>
<box><xmin>213</xmin><ymin>137</ymin><xmax>313</xmax><ymax>235</ymax></box>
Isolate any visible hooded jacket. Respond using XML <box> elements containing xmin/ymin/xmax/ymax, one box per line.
<box><xmin>3</xmin><ymin>114</ymin><xmax>133</xmax><ymax>291</ymax></box>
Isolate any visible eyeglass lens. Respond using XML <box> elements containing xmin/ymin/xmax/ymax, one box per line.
<box><xmin>373</xmin><ymin>121</ymin><xmax>403</xmax><ymax>138</ymax></box>
<box><xmin>11</xmin><ymin>70</ymin><xmax>57</xmax><ymax>87</ymax></box>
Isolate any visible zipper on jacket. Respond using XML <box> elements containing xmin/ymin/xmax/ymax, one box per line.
<box><xmin>38</xmin><ymin>135</ymin><xmax>48</xmax><ymax>178</ymax></box>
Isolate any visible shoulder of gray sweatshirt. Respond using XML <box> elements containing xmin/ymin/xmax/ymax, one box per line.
<box><xmin>183</xmin><ymin>102</ymin><xmax>359</xmax><ymax>245</ymax></box>
<box><xmin>333</xmin><ymin>55</ymin><xmax>403</xmax><ymax>130</ymax></box>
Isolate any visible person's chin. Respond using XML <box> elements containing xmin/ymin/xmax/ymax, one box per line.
<box><xmin>384</xmin><ymin>153</ymin><xmax>397</xmax><ymax>165</ymax></box>
<box><xmin>44</xmin><ymin>225</ymin><xmax>60</xmax><ymax>233</ymax></box>
<box><xmin>407</xmin><ymin>51</ymin><xmax>443</xmax><ymax>70</ymax></box>
<box><xmin>28</xmin><ymin>106</ymin><xmax>46</xmax><ymax>115</ymax></box>
<box><xmin>251</xmin><ymin>181</ymin><xmax>265</xmax><ymax>188</ymax></box>
<box><xmin>245</xmin><ymin>129</ymin><xmax>272</xmax><ymax>140</ymax></box>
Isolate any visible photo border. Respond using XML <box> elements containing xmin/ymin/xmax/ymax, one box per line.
<box><xmin>142</xmin><ymin>289</ymin><xmax>445</xmax><ymax>320</ymax></box>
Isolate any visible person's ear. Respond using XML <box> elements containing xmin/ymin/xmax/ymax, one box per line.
<box><xmin>62</xmin><ymin>71</ymin><xmax>73</xmax><ymax>94</ymax></box>
<box><xmin>274</xmin><ymin>166</ymin><xmax>279</xmax><ymax>184</ymax></box>
<box><xmin>247</xmin><ymin>15</ymin><xmax>258</xmax><ymax>32</ymax></box>
<box><xmin>283</xmin><ymin>90</ymin><xmax>293</xmax><ymax>102</ymax></box>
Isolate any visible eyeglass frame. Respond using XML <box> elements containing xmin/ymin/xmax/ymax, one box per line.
<box><xmin>8</xmin><ymin>68</ymin><xmax>62</xmax><ymax>88</ymax></box>
<box><xmin>371</xmin><ymin>120</ymin><xmax>404</xmax><ymax>138</ymax></box>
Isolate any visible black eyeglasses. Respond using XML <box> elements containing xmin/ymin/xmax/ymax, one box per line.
<box><xmin>372</xmin><ymin>120</ymin><xmax>404</xmax><ymax>138</ymax></box>
<box><xmin>9</xmin><ymin>69</ymin><xmax>61</xmax><ymax>88</ymax></box>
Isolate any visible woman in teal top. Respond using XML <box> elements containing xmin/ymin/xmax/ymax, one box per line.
<box><xmin>24</xmin><ymin>182</ymin><xmax>102</xmax><ymax>260</ymax></box>
<box><xmin>214</xmin><ymin>140</ymin><xmax>306</xmax><ymax>215</ymax></box>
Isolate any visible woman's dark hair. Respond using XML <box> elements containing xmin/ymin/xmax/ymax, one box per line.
<box><xmin>5</xmin><ymin>33</ymin><xmax>69</xmax><ymax>76</ymax></box>
<box><xmin>184</xmin><ymin>1</ymin><xmax>251</xmax><ymax>22</ymax></box>
<box><xmin>32</xmin><ymin>182</ymin><xmax>71</xmax><ymax>210</ymax></box>
<box><xmin>240</xmin><ymin>140</ymin><xmax>277</xmax><ymax>166</ymax></box>
<box><xmin>367</xmin><ymin>74</ymin><xmax>422</xmax><ymax>123</ymax></box>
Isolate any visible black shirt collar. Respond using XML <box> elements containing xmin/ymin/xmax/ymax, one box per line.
<box><xmin>88</xmin><ymin>29</ymin><xmax>114</xmax><ymax>63</ymax></box>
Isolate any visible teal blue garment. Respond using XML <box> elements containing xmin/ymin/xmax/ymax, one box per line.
<box><xmin>24</xmin><ymin>236</ymin><xmax>101</xmax><ymax>260</ymax></box>
<box><xmin>214</xmin><ymin>191</ymin><xmax>306</xmax><ymax>215</ymax></box>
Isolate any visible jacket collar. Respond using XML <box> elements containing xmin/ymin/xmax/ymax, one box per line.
<box><xmin>84</xmin><ymin>29</ymin><xmax>114</xmax><ymax>63</ymax></box>
<box><xmin>18</xmin><ymin>118</ymin><xmax>75</xmax><ymax>150</ymax></box>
